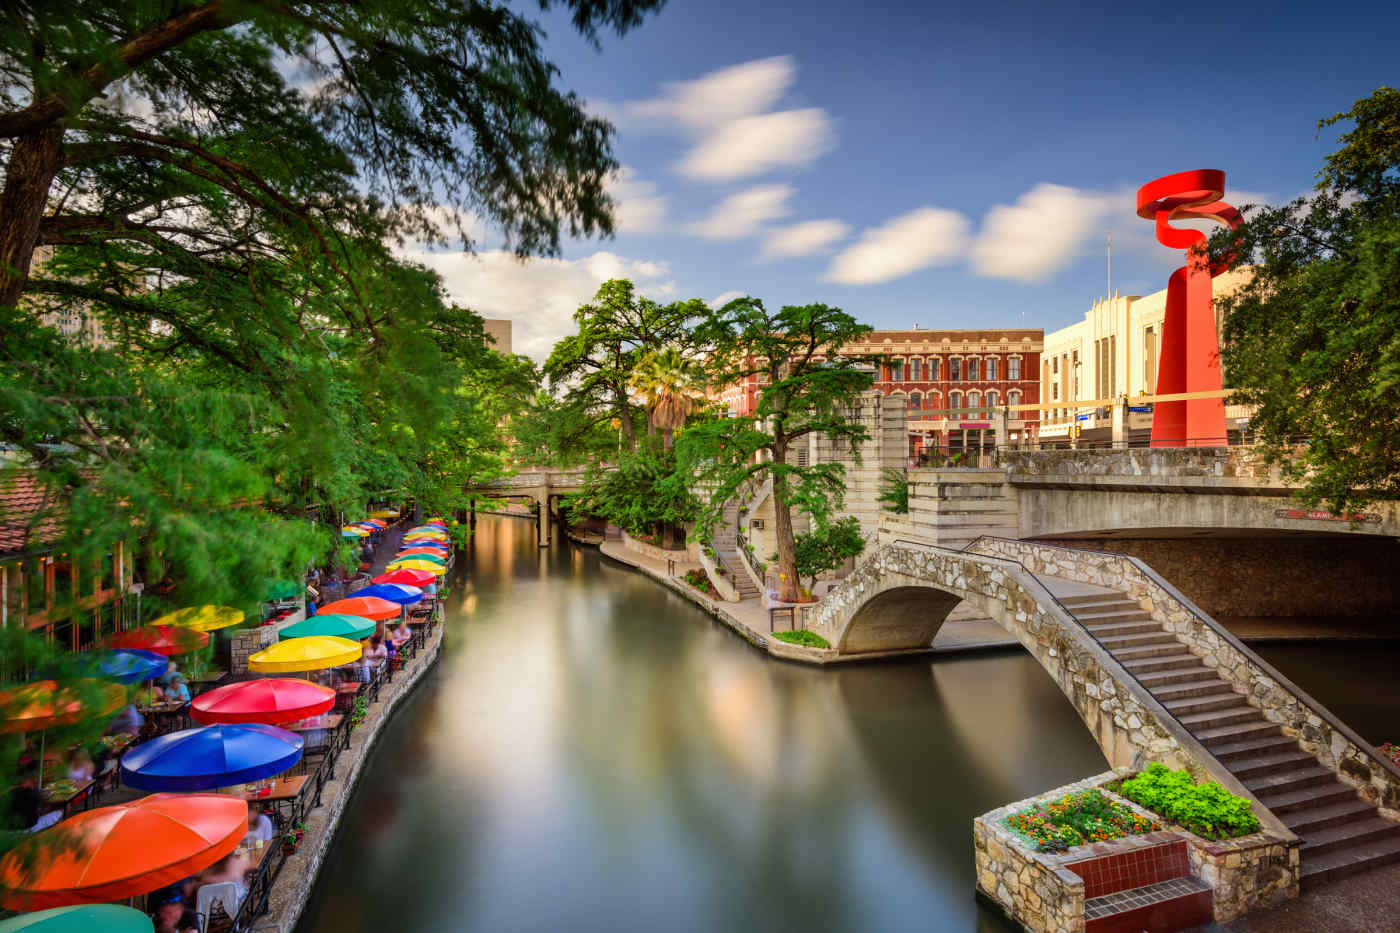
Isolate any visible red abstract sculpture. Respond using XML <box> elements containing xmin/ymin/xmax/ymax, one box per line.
<box><xmin>1137</xmin><ymin>170</ymin><xmax>1241</xmax><ymax>447</ymax></box>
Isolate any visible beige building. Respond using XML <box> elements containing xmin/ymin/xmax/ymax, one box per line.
<box><xmin>482</xmin><ymin>318</ymin><xmax>512</xmax><ymax>354</ymax></box>
<box><xmin>1039</xmin><ymin>269</ymin><xmax>1252</xmax><ymax>444</ymax></box>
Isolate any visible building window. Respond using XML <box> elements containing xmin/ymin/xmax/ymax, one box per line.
<box><xmin>903</xmin><ymin>359</ymin><xmax>913</xmax><ymax>382</ymax></box>
<box><xmin>986</xmin><ymin>357</ymin><xmax>998</xmax><ymax>381</ymax></box>
<box><xmin>966</xmin><ymin>358</ymin><xmax>978</xmax><ymax>381</ymax></box>
<box><xmin>930</xmin><ymin>357</ymin><xmax>941</xmax><ymax>381</ymax></box>
<box><xmin>911</xmin><ymin>358</ymin><xmax>921</xmax><ymax>382</ymax></box>
<box><xmin>1008</xmin><ymin>356</ymin><xmax>1020</xmax><ymax>380</ymax></box>
<box><xmin>950</xmin><ymin>357</ymin><xmax>962</xmax><ymax>381</ymax></box>
<box><xmin>1144</xmin><ymin>325</ymin><xmax>1158</xmax><ymax>394</ymax></box>
<box><xmin>1052</xmin><ymin>356</ymin><xmax>1059</xmax><ymax>375</ymax></box>
<box><xmin>987</xmin><ymin>390</ymin><xmax>999</xmax><ymax>411</ymax></box>
<box><xmin>1009</xmin><ymin>389</ymin><xmax>1021</xmax><ymax>408</ymax></box>
<box><xmin>949</xmin><ymin>390</ymin><xmax>962</xmax><ymax>413</ymax></box>
<box><xmin>967</xmin><ymin>391</ymin><xmax>981</xmax><ymax>416</ymax></box>
<box><xmin>1052</xmin><ymin>383</ymin><xmax>1059</xmax><ymax>401</ymax></box>
<box><xmin>910</xmin><ymin>392</ymin><xmax>921</xmax><ymax>411</ymax></box>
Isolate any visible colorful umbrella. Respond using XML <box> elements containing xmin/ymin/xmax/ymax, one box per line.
<box><xmin>93</xmin><ymin>649</ymin><xmax>169</xmax><ymax>685</ymax></box>
<box><xmin>278</xmin><ymin>613</ymin><xmax>376</xmax><ymax>641</ymax></box>
<box><xmin>121</xmin><ymin>724</ymin><xmax>303</xmax><ymax>791</ymax></box>
<box><xmin>384</xmin><ymin>559</ymin><xmax>447</xmax><ymax>576</ymax></box>
<box><xmin>369</xmin><ymin>510</ymin><xmax>399</xmax><ymax>519</ymax></box>
<box><xmin>340</xmin><ymin>526</ymin><xmax>369</xmax><ymax>538</ymax></box>
<box><xmin>372</xmin><ymin>569</ymin><xmax>437</xmax><ymax>587</ymax></box>
<box><xmin>400</xmin><ymin>538</ymin><xmax>447</xmax><ymax>547</ymax></box>
<box><xmin>406</xmin><ymin>527</ymin><xmax>447</xmax><ymax>536</ymax></box>
<box><xmin>0</xmin><ymin>794</ymin><xmax>247</xmax><ymax>910</ymax></box>
<box><xmin>0</xmin><ymin>681</ymin><xmax>124</xmax><ymax>735</ymax></box>
<box><xmin>0</xmin><ymin>904</ymin><xmax>154</xmax><ymax>932</ymax></box>
<box><xmin>190</xmin><ymin>678</ymin><xmax>335</xmax><ymax>725</ymax></box>
<box><xmin>151</xmin><ymin>605</ymin><xmax>244</xmax><ymax>633</ymax></box>
<box><xmin>247</xmin><ymin>636</ymin><xmax>361</xmax><ymax>673</ymax></box>
<box><xmin>362</xmin><ymin>519</ymin><xmax>388</xmax><ymax>528</ymax></box>
<box><xmin>316</xmin><ymin>596</ymin><xmax>402</xmax><ymax>621</ymax></box>
<box><xmin>107</xmin><ymin>625</ymin><xmax>209</xmax><ymax>657</ymax></box>
<box><xmin>351</xmin><ymin>583</ymin><xmax>422</xmax><ymax>606</ymax></box>
<box><xmin>395</xmin><ymin>550</ymin><xmax>446</xmax><ymax>562</ymax></box>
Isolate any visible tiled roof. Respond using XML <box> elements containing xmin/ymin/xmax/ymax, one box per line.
<box><xmin>0</xmin><ymin>470</ymin><xmax>63</xmax><ymax>556</ymax></box>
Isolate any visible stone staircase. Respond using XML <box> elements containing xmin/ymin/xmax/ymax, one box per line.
<box><xmin>1058</xmin><ymin>589</ymin><xmax>1400</xmax><ymax>889</ymax></box>
<box><xmin>713</xmin><ymin>499</ymin><xmax>760</xmax><ymax>601</ymax></box>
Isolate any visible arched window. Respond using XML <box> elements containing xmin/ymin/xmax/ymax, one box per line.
<box><xmin>930</xmin><ymin>357</ymin><xmax>942</xmax><ymax>381</ymax></box>
<box><xmin>1009</xmin><ymin>389</ymin><xmax>1021</xmax><ymax>407</ymax></box>
<box><xmin>967</xmin><ymin>391</ymin><xmax>981</xmax><ymax>416</ymax></box>
<box><xmin>986</xmin><ymin>390</ymin><xmax>999</xmax><ymax>412</ymax></box>
<box><xmin>949</xmin><ymin>390</ymin><xmax>962</xmax><ymax>413</ymax></box>
<box><xmin>950</xmin><ymin>357</ymin><xmax>962</xmax><ymax>381</ymax></box>
<box><xmin>966</xmin><ymin>357</ymin><xmax>978</xmax><ymax>381</ymax></box>
<box><xmin>910</xmin><ymin>358</ymin><xmax>921</xmax><ymax>382</ymax></box>
<box><xmin>1008</xmin><ymin>356</ymin><xmax>1021</xmax><ymax>380</ymax></box>
<box><xmin>910</xmin><ymin>392</ymin><xmax>922</xmax><ymax>411</ymax></box>
<box><xmin>986</xmin><ymin>357</ymin><xmax>998</xmax><ymax>381</ymax></box>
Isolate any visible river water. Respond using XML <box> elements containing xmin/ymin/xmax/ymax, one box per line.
<box><xmin>297</xmin><ymin>516</ymin><xmax>1398</xmax><ymax>933</ymax></box>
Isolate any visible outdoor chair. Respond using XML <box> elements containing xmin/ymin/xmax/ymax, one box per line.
<box><xmin>196</xmin><ymin>881</ymin><xmax>241</xmax><ymax>932</ymax></box>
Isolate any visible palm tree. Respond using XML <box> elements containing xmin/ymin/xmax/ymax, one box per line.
<box><xmin>628</xmin><ymin>348</ymin><xmax>704</xmax><ymax>451</ymax></box>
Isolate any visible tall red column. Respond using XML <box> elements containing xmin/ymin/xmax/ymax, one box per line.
<box><xmin>1137</xmin><ymin>170</ymin><xmax>1241</xmax><ymax>447</ymax></box>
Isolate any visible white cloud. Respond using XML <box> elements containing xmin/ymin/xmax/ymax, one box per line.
<box><xmin>401</xmin><ymin>248</ymin><xmax>675</xmax><ymax>363</ymax></box>
<box><xmin>622</xmin><ymin>56</ymin><xmax>795</xmax><ymax>130</ymax></box>
<box><xmin>970</xmin><ymin>183</ymin><xmax>1115</xmax><ymax>284</ymax></box>
<box><xmin>762</xmin><ymin>219</ymin><xmax>849</xmax><ymax>260</ymax></box>
<box><xmin>826</xmin><ymin>208</ymin><xmax>970</xmax><ymax>285</ymax></box>
<box><xmin>606</xmin><ymin>167</ymin><xmax>668</xmax><ymax>234</ymax></box>
<box><xmin>709</xmin><ymin>290</ymin><xmax>745</xmax><ymax>308</ymax></box>
<box><xmin>678</xmin><ymin>109</ymin><xmax>835</xmax><ymax>181</ymax></box>
<box><xmin>687</xmin><ymin>184</ymin><xmax>793</xmax><ymax>240</ymax></box>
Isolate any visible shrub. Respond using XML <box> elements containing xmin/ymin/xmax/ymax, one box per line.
<box><xmin>1004</xmin><ymin>789</ymin><xmax>1158</xmax><ymax>851</ymax></box>
<box><xmin>683</xmin><ymin>568</ymin><xmax>717</xmax><ymax>598</ymax></box>
<box><xmin>1115</xmin><ymin>763</ymin><xmax>1261</xmax><ymax>840</ymax></box>
<box><xmin>773</xmin><ymin>630</ymin><xmax>830</xmax><ymax>648</ymax></box>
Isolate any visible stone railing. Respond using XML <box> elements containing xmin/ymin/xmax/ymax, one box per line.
<box><xmin>621</xmin><ymin>531</ymin><xmax>700</xmax><ymax>565</ymax></box>
<box><xmin>697</xmin><ymin>544</ymin><xmax>741</xmax><ymax>602</ymax></box>
<box><xmin>966</xmin><ymin>536</ymin><xmax>1400</xmax><ymax>819</ymax></box>
<box><xmin>994</xmin><ymin>446</ymin><xmax>1281</xmax><ymax>486</ymax></box>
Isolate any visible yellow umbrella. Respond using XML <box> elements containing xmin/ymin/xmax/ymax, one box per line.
<box><xmin>385</xmin><ymin>559</ymin><xmax>447</xmax><ymax>575</ymax></box>
<box><xmin>247</xmin><ymin>636</ymin><xmax>361</xmax><ymax>673</ymax></box>
<box><xmin>341</xmin><ymin>526</ymin><xmax>370</xmax><ymax>537</ymax></box>
<box><xmin>153</xmin><ymin>605</ymin><xmax>245</xmax><ymax>633</ymax></box>
<box><xmin>370</xmin><ymin>510</ymin><xmax>399</xmax><ymax>519</ymax></box>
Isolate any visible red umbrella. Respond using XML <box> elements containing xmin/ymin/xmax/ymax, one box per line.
<box><xmin>0</xmin><ymin>794</ymin><xmax>247</xmax><ymax>910</ymax></box>
<box><xmin>316</xmin><ymin>596</ymin><xmax>401</xmax><ymax>621</ymax></box>
<box><xmin>372</xmin><ymin>569</ymin><xmax>436</xmax><ymax>587</ymax></box>
<box><xmin>0</xmin><ymin>681</ymin><xmax>124</xmax><ymax>736</ymax></box>
<box><xmin>190</xmin><ymin>678</ymin><xmax>335</xmax><ymax>725</ymax></box>
<box><xmin>106</xmin><ymin>625</ymin><xmax>209</xmax><ymax>657</ymax></box>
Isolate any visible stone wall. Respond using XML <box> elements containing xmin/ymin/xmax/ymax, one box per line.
<box><xmin>1036</xmin><ymin>536</ymin><xmax>1400</xmax><ymax>618</ymax></box>
<box><xmin>1188</xmin><ymin>829</ymin><xmax>1298</xmax><ymax>922</ymax></box>
<box><xmin>997</xmin><ymin>446</ymin><xmax>1279</xmax><ymax>485</ymax></box>
<box><xmin>230</xmin><ymin>624</ymin><xmax>278</xmax><ymax>674</ymax></box>
<box><xmin>621</xmin><ymin>531</ymin><xmax>701</xmax><ymax>564</ymax></box>
<box><xmin>967</xmin><ymin>538</ymin><xmax>1400</xmax><ymax>820</ymax></box>
<box><xmin>974</xmin><ymin>792</ymin><xmax>1086</xmax><ymax>933</ymax></box>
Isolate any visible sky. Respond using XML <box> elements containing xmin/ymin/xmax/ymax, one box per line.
<box><xmin>404</xmin><ymin>0</ymin><xmax>1400</xmax><ymax>361</ymax></box>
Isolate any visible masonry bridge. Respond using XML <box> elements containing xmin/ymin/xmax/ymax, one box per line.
<box><xmin>806</xmin><ymin>533</ymin><xmax>1400</xmax><ymax>889</ymax></box>
<box><xmin>465</xmin><ymin>467</ymin><xmax>589</xmax><ymax>546</ymax></box>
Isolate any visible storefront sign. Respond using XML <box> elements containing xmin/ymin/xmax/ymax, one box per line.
<box><xmin>959</xmin><ymin>423</ymin><xmax>990</xmax><ymax>429</ymax></box>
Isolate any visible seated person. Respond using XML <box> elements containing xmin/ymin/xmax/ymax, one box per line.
<box><xmin>152</xmin><ymin>898</ymin><xmax>200</xmax><ymax>933</ymax></box>
<box><xmin>388</xmin><ymin>620</ymin><xmax>412</xmax><ymax>648</ymax></box>
<box><xmin>196</xmin><ymin>853</ymin><xmax>250</xmax><ymax>909</ymax></box>
<box><xmin>106</xmin><ymin>703</ymin><xmax>145</xmax><ymax>736</ymax></box>
<box><xmin>147</xmin><ymin>682</ymin><xmax>167</xmax><ymax>703</ymax></box>
<box><xmin>5</xmin><ymin>763</ymin><xmax>42</xmax><ymax>832</ymax></box>
<box><xmin>244</xmin><ymin>807</ymin><xmax>276</xmax><ymax>845</ymax></box>
<box><xmin>66</xmin><ymin>747</ymin><xmax>95</xmax><ymax>783</ymax></box>
<box><xmin>363</xmin><ymin>634</ymin><xmax>389</xmax><ymax>671</ymax></box>
<box><xmin>166</xmin><ymin>673</ymin><xmax>191</xmax><ymax>704</ymax></box>
<box><xmin>159</xmin><ymin>660</ymin><xmax>180</xmax><ymax>686</ymax></box>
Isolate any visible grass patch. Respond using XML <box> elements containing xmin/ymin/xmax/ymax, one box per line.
<box><xmin>772</xmin><ymin>630</ymin><xmax>831</xmax><ymax>649</ymax></box>
<box><xmin>1003</xmin><ymin>789</ymin><xmax>1159</xmax><ymax>851</ymax></box>
<box><xmin>1109</xmin><ymin>763</ymin><xmax>1260</xmax><ymax>840</ymax></box>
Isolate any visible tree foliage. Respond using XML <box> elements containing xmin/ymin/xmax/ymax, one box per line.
<box><xmin>1210</xmin><ymin>86</ymin><xmax>1400</xmax><ymax>512</ymax></box>
<box><xmin>677</xmin><ymin>298</ymin><xmax>875</xmax><ymax>601</ymax></box>
<box><xmin>792</xmin><ymin>516</ymin><xmax>865</xmax><ymax>589</ymax></box>
<box><xmin>565</xmin><ymin>445</ymin><xmax>696</xmax><ymax>541</ymax></box>
<box><xmin>877</xmin><ymin>467</ymin><xmax>909</xmax><ymax>514</ymax></box>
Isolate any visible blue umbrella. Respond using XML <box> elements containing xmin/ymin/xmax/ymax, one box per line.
<box><xmin>399</xmin><ymin>540</ymin><xmax>447</xmax><ymax>550</ymax></box>
<box><xmin>96</xmin><ymin>649</ymin><xmax>169</xmax><ymax>685</ymax></box>
<box><xmin>120</xmin><ymin>723</ymin><xmax>303</xmax><ymax>791</ymax></box>
<box><xmin>352</xmin><ymin>583</ymin><xmax>423</xmax><ymax>606</ymax></box>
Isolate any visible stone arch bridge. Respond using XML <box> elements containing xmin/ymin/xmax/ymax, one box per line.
<box><xmin>805</xmin><ymin>534</ymin><xmax>1400</xmax><ymax>888</ymax></box>
<box><xmin>465</xmin><ymin>468</ymin><xmax>589</xmax><ymax>546</ymax></box>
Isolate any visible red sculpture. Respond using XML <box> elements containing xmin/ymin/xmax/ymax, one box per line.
<box><xmin>1136</xmin><ymin>170</ymin><xmax>1241</xmax><ymax>447</ymax></box>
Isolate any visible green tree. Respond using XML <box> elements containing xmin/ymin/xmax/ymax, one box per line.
<box><xmin>1210</xmin><ymin>86</ymin><xmax>1400</xmax><ymax>513</ymax></box>
<box><xmin>792</xmin><ymin>516</ymin><xmax>865</xmax><ymax>592</ymax></box>
<box><xmin>544</xmin><ymin>280</ymin><xmax>707</xmax><ymax>451</ymax></box>
<box><xmin>566</xmin><ymin>446</ymin><xmax>696</xmax><ymax>543</ymax></box>
<box><xmin>877</xmin><ymin>467</ymin><xmax>909</xmax><ymax>514</ymax></box>
<box><xmin>677</xmin><ymin>298</ymin><xmax>876</xmax><ymax>602</ymax></box>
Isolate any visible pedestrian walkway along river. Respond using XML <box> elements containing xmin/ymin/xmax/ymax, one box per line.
<box><xmin>295</xmin><ymin>516</ymin><xmax>1400</xmax><ymax>932</ymax></box>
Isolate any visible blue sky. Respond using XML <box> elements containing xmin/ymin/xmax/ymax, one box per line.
<box><xmin>408</xmin><ymin>0</ymin><xmax>1400</xmax><ymax>360</ymax></box>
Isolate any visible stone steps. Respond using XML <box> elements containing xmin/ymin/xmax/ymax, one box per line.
<box><xmin>1176</xmin><ymin>705</ymin><xmax>1268</xmax><ymax>730</ymax></box>
<box><xmin>1284</xmin><ymin>799</ymin><xmax>1381</xmax><ymax>835</ymax></box>
<box><xmin>1298</xmin><ymin>816</ymin><xmax>1400</xmax><ymax>857</ymax></box>
<box><xmin>1121</xmin><ymin>652</ymin><xmax>1205</xmax><ymax>674</ymax></box>
<box><xmin>1194</xmin><ymin>719</ymin><xmax>1285</xmax><ymax>746</ymax></box>
<box><xmin>1161</xmin><ymin>690</ymin><xmax>1248</xmax><ymax>716</ymax></box>
<box><xmin>1084</xmin><ymin>619</ymin><xmax>1161</xmax><ymax>637</ymax></box>
<box><xmin>1241</xmin><ymin>765</ymin><xmax>1337</xmax><ymax>797</ymax></box>
<box><xmin>1151</xmin><ymin>679</ymin><xmax>1237</xmax><ymax>702</ymax></box>
<box><xmin>1136</xmin><ymin>666</ymin><xmax>1221</xmax><ymax>688</ymax></box>
<box><xmin>1299</xmin><ymin>834</ymin><xmax>1400</xmax><ymax>889</ymax></box>
<box><xmin>1253</xmin><ymin>781</ymin><xmax>1358</xmax><ymax>815</ymax></box>
<box><xmin>1226</xmin><ymin>750</ymin><xmax>1320</xmax><ymax>780</ymax></box>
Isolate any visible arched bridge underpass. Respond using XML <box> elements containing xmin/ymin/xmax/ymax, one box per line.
<box><xmin>804</xmin><ymin>535</ymin><xmax>1400</xmax><ymax>889</ymax></box>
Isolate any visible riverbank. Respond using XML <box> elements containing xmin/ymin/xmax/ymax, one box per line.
<box><xmin>249</xmin><ymin>615</ymin><xmax>445</xmax><ymax>931</ymax></box>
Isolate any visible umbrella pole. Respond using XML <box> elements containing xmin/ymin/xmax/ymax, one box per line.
<box><xmin>37</xmin><ymin>728</ymin><xmax>46</xmax><ymax>792</ymax></box>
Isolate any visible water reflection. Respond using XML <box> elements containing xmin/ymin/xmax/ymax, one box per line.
<box><xmin>296</xmin><ymin>517</ymin><xmax>1115</xmax><ymax>932</ymax></box>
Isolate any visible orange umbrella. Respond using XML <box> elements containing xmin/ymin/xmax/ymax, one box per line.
<box><xmin>0</xmin><ymin>681</ymin><xmax>124</xmax><ymax>735</ymax></box>
<box><xmin>0</xmin><ymin>793</ymin><xmax>247</xmax><ymax>910</ymax></box>
<box><xmin>315</xmin><ymin>596</ymin><xmax>401</xmax><ymax>622</ymax></box>
<box><xmin>106</xmin><ymin>625</ymin><xmax>209</xmax><ymax>657</ymax></box>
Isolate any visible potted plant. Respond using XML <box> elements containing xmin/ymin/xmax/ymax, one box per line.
<box><xmin>294</xmin><ymin>821</ymin><xmax>308</xmax><ymax>843</ymax></box>
<box><xmin>282</xmin><ymin>830</ymin><xmax>298</xmax><ymax>855</ymax></box>
<box><xmin>349</xmin><ymin>696</ymin><xmax>368</xmax><ymax>729</ymax></box>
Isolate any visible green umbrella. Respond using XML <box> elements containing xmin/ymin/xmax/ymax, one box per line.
<box><xmin>261</xmin><ymin>578</ymin><xmax>300</xmax><ymax>601</ymax></box>
<box><xmin>395</xmin><ymin>551</ymin><xmax>446</xmax><ymax>563</ymax></box>
<box><xmin>0</xmin><ymin>906</ymin><xmax>153</xmax><ymax>932</ymax></box>
<box><xmin>278</xmin><ymin>613</ymin><xmax>376</xmax><ymax>641</ymax></box>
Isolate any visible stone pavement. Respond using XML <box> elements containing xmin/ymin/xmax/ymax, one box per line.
<box><xmin>1223</xmin><ymin>859</ymin><xmax>1400</xmax><ymax>932</ymax></box>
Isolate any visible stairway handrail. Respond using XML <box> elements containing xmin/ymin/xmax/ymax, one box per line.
<box><xmin>963</xmin><ymin>535</ymin><xmax>1400</xmax><ymax>793</ymax></box>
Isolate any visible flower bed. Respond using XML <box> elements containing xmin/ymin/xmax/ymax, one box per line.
<box><xmin>683</xmin><ymin>568</ymin><xmax>718</xmax><ymax>598</ymax></box>
<box><xmin>773</xmin><ymin>629</ymin><xmax>830</xmax><ymax>648</ymax></box>
<box><xmin>1109</xmin><ymin>763</ymin><xmax>1260</xmax><ymax>840</ymax></box>
<box><xmin>1379</xmin><ymin>742</ymin><xmax>1400</xmax><ymax>767</ymax></box>
<box><xmin>1003</xmin><ymin>788</ymin><xmax>1159</xmax><ymax>850</ymax></box>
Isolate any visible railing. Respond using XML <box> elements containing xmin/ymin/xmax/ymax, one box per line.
<box><xmin>963</xmin><ymin>534</ymin><xmax>1400</xmax><ymax>800</ymax></box>
<box><xmin>734</xmin><ymin>533</ymin><xmax>768</xmax><ymax>592</ymax></box>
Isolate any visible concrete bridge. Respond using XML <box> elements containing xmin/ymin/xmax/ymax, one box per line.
<box><xmin>805</xmin><ymin>532</ymin><xmax>1400</xmax><ymax>891</ymax></box>
<box><xmin>466</xmin><ymin>467</ymin><xmax>589</xmax><ymax>546</ymax></box>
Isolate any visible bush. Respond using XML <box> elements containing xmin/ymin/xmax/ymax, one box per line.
<box><xmin>1004</xmin><ymin>789</ymin><xmax>1158</xmax><ymax>851</ymax></box>
<box><xmin>683</xmin><ymin>568</ymin><xmax>717</xmax><ymax>598</ymax></box>
<box><xmin>772</xmin><ymin>629</ymin><xmax>830</xmax><ymax>648</ymax></box>
<box><xmin>1115</xmin><ymin>763</ymin><xmax>1261</xmax><ymax>840</ymax></box>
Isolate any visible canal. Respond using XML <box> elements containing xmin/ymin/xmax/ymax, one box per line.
<box><xmin>297</xmin><ymin>516</ymin><xmax>1399</xmax><ymax>933</ymax></box>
